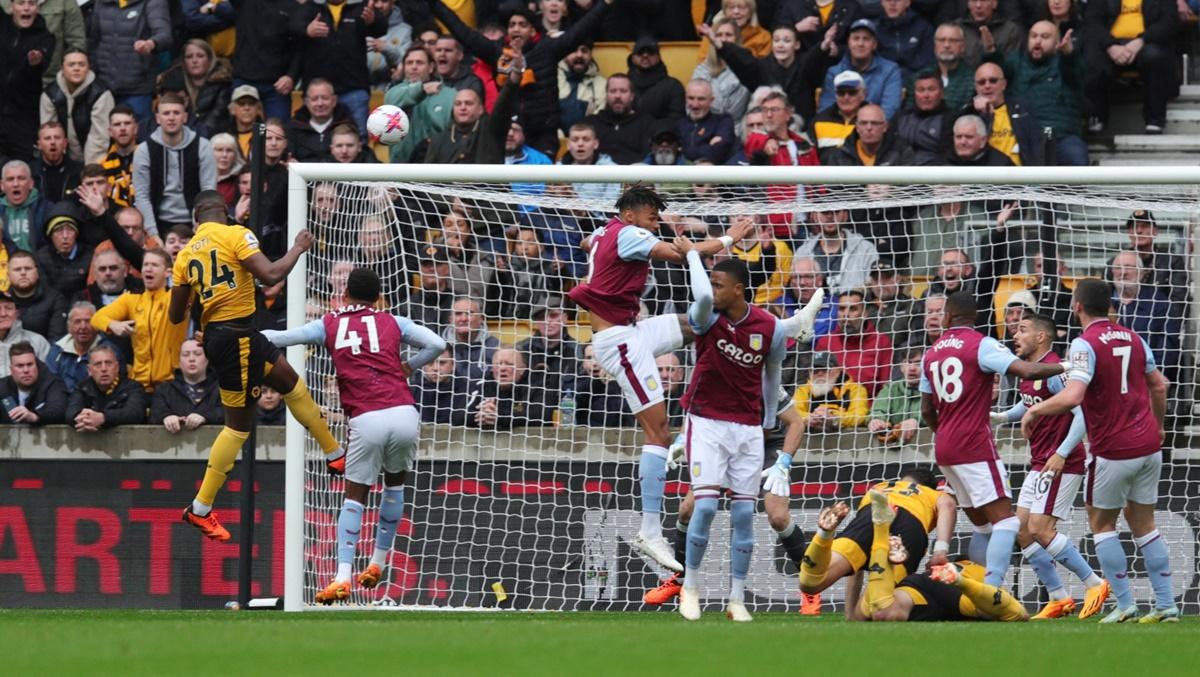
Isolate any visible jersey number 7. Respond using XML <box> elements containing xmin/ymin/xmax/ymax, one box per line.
<box><xmin>188</xmin><ymin>249</ymin><xmax>237</xmax><ymax>300</ymax></box>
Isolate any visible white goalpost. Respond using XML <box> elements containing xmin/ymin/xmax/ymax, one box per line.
<box><xmin>284</xmin><ymin>163</ymin><xmax>1200</xmax><ymax>612</ymax></box>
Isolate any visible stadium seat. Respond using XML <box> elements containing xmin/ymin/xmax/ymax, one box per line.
<box><xmin>488</xmin><ymin>320</ymin><xmax>534</xmax><ymax>346</ymax></box>
<box><xmin>909</xmin><ymin>275</ymin><xmax>931</xmax><ymax>299</ymax></box>
<box><xmin>591</xmin><ymin>41</ymin><xmax>703</xmax><ymax>83</ymax></box>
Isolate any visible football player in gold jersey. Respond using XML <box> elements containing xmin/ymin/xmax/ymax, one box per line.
<box><xmin>170</xmin><ymin>191</ymin><xmax>345</xmax><ymax>541</ymax></box>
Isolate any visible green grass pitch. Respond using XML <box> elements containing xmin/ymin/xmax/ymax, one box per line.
<box><xmin>3</xmin><ymin>610</ymin><xmax>1199</xmax><ymax>676</ymax></box>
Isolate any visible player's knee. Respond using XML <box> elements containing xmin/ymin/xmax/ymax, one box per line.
<box><xmin>871</xmin><ymin>606</ymin><xmax>905</xmax><ymax>622</ymax></box>
<box><xmin>692</xmin><ymin>495</ymin><xmax>718</xmax><ymax>523</ymax></box>
<box><xmin>1027</xmin><ymin>521</ymin><xmax>1055</xmax><ymax>545</ymax></box>
<box><xmin>678</xmin><ymin>497</ymin><xmax>695</xmax><ymax>523</ymax></box>
<box><xmin>766</xmin><ymin>509</ymin><xmax>791</xmax><ymax>532</ymax></box>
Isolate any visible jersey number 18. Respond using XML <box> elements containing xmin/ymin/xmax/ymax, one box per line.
<box><xmin>929</xmin><ymin>357</ymin><xmax>964</xmax><ymax>403</ymax></box>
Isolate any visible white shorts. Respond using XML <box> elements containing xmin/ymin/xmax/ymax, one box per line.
<box><xmin>344</xmin><ymin>404</ymin><xmax>421</xmax><ymax>486</ymax></box>
<box><xmin>684</xmin><ymin>413</ymin><xmax>764</xmax><ymax>497</ymax></box>
<box><xmin>939</xmin><ymin>458</ymin><xmax>1011</xmax><ymax>509</ymax></box>
<box><xmin>1085</xmin><ymin>452</ymin><xmax>1162</xmax><ymax>510</ymax></box>
<box><xmin>1016</xmin><ymin>469</ymin><xmax>1083</xmax><ymax>521</ymax></box>
<box><xmin>592</xmin><ymin>314</ymin><xmax>684</xmax><ymax>415</ymax></box>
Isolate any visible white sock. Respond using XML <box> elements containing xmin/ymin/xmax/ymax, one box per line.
<box><xmin>730</xmin><ymin>578</ymin><xmax>746</xmax><ymax>604</ymax></box>
<box><xmin>684</xmin><ymin>567</ymin><xmax>701</xmax><ymax>591</ymax></box>
<box><xmin>191</xmin><ymin>499</ymin><xmax>212</xmax><ymax>517</ymax></box>
<box><xmin>336</xmin><ymin>562</ymin><xmax>352</xmax><ymax>583</ymax></box>
<box><xmin>370</xmin><ymin>549</ymin><xmax>390</xmax><ymax>568</ymax></box>
<box><xmin>640</xmin><ymin>511</ymin><xmax>661</xmax><ymax>538</ymax></box>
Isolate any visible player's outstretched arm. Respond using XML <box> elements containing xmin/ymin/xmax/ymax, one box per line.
<box><xmin>684</xmin><ymin>248</ymin><xmax>715</xmax><ymax>332</ymax></box>
<box><xmin>931</xmin><ymin>493</ymin><xmax>958</xmax><ymax>566</ymax></box>
<box><xmin>243</xmin><ymin>230</ymin><xmax>314</xmax><ymax>286</ymax></box>
<box><xmin>262</xmin><ymin>320</ymin><xmax>327</xmax><ymax>347</ymax></box>
<box><xmin>647</xmin><ymin>218</ymin><xmax>755</xmax><ymax>264</ymax></box>
<box><xmin>1005</xmin><ymin>357</ymin><xmax>1067</xmax><ymax>381</ymax></box>
<box><xmin>990</xmin><ymin>401</ymin><xmax>1025</xmax><ymax>425</ymax></box>
<box><xmin>395</xmin><ymin>316</ymin><xmax>448</xmax><ymax>371</ymax></box>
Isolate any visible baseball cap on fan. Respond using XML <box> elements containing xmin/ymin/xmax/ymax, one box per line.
<box><xmin>833</xmin><ymin>70</ymin><xmax>865</xmax><ymax>91</ymax></box>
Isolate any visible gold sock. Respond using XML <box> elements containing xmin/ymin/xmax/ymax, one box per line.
<box><xmin>196</xmin><ymin>427</ymin><xmax>250</xmax><ymax>507</ymax></box>
<box><xmin>866</xmin><ymin>522</ymin><xmax>895</xmax><ymax>614</ymax></box>
<box><xmin>956</xmin><ymin>575</ymin><xmax>1027</xmax><ymax>621</ymax></box>
<box><xmin>283</xmin><ymin>378</ymin><xmax>340</xmax><ymax>455</ymax></box>
<box><xmin>799</xmin><ymin>533</ymin><xmax>833</xmax><ymax>589</ymax></box>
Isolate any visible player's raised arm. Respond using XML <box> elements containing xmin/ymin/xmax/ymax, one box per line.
<box><xmin>394</xmin><ymin>315</ymin><xmax>448</xmax><ymax>371</ymax></box>
<box><xmin>262</xmin><ymin>320</ymin><xmax>328</xmax><ymax>347</ymax></box>
<box><xmin>683</xmin><ymin>245</ymin><xmax>715</xmax><ymax>332</ymax></box>
<box><xmin>242</xmin><ymin>229</ymin><xmax>315</xmax><ymax>286</ymax></box>
<box><xmin>648</xmin><ymin>216</ymin><xmax>754</xmax><ymax>264</ymax></box>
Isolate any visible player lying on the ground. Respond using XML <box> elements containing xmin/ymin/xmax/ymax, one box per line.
<box><xmin>644</xmin><ymin>393</ymin><xmax>808</xmax><ymax>608</ymax></box>
<box><xmin>799</xmin><ymin>467</ymin><xmax>957</xmax><ymax>597</ymax></box>
<box><xmin>264</xmin><ymin>268</ymin><xmax>446</xmax><ymax>604</ymax></box>
<box><xmin>989</xmin><ymin>313</ymin><xmax>1110</xmax><ymax>620</ymax></box>
<box><xmin>843</xmin><ymin>489</ymin><xmax>1028</xmax><ymax>622</ymax></box>
<box><xmin>672</xmin><ymin>249</ymin><xmax>788</xmax><ymax>622</ymax></box>
<box><xmin>567</xmin><ymin>185</ymin><xmax>822</xmax><ymax>571</ymax></box>
<box><xmin>1021</xmin><ymin>279</ymin><xmax>1178</xmax><ymax>624</ymax></box>
<box><xmin>920</xmin><ymin>291</ymin><xmax>1069</xmax><ymax>589</ymax></box>
<box><xmin>170</xmin><ymin>191</ymin><xmax>346</xmax><ymax>542</ymax></box>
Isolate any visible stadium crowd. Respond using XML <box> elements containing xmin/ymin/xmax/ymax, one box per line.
<box><xmin>0</xmin><ymin>0</ymin><xmax>1193</xmax><ymax>440</ymax></box>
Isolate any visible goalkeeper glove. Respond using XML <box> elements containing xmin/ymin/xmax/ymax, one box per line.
<box><xmin>325</xmin><ymin>448</ymin><xmax>346</xmax><ymax>476</ymax></box>
<box><xmin>989</xmin><ymin>412</ymin><xmax>1009</xmax><ymax>426</ymax></box>
<box><xmin>760</xmin><ymin>452</ymin><xmax>792</xmax><ymax>497</ymax></box>
<box><xmin>666</xmin><ymin>433</ymin><xmax>686</xmax><ymax>471</ymax></box>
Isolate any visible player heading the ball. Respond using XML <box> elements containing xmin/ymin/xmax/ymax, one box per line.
<box><xmin>264</xmin><ymin>268</ymin><xmax>446</xmax><ymax>604</ymax></box>
<box><xmin>919</xmin><ymin>291</ymin><xmax>1067</xmax><ymax>589</ymax></box>
<box><xmin>170</xmin><ymin>191</ymin><xmax>345</xmax><ymax>542</ymax></box>
<box><xmin>567</xmin><ymin>184</ymin><xmax>823</xmax><ymax>571</ymax></box>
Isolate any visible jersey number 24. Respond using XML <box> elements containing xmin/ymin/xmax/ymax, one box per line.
<box><xmin>188</xmin><ymin>249</ymin><xmax>237</xmax><ymax>300</ymax></box>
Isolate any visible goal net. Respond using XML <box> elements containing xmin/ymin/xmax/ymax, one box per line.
<box><xmin>283</xmin><ymin>165</ymin><xmax>1199</xmax><ymax>613</ymax></box>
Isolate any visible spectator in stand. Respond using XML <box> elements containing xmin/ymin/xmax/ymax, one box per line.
<box><xmin>947</xmin><ymin>114</ymin><xmax>1013</xmax><ymax>165</ymax></box>
<box><xmin>161</xmin><ymin>40</ymin><xmax>234</xmax><ymax>137</ymax></box>
<box><xmin>256</xmin><ymin>385</ymin><xmax>286</xmax><ymax>424</ymax></box>
<box><xmin>0</xmin><ymin>0</ymin><xmax>54</xmax><ymax>163</ymax></box>
<box><xmin>558</xmin><ymin>122</ymin><xmax>620</xmax><ymax>205</ymax></box>
<box><xmin>150</xmin><ymin>338</ymin><xmax>223</xmax><ymax>432</ymax></box>
<box><xmin>558</xmin><ymin>42</ymin><xmax>607</xmax><ymax>134</ymax></box>
<box><xmin>819</xmin><ymin>19</ymin><xmax>903</xmax><ymax>119</ymax></box>
<box><xmin>504</xmin><ymin>120</ymin><xmax>554</xmax><ymax>199</ymax></box>
<box><xmin>29</xmin><ymin>122</ymin><xmax>81</xmax><ymax>203</ymax></box>
<box><xmin>864</xmin><ymin>259</ymin><xmax>916</xmax><ymax>347</ymax></box>
<box><xmin>575</xmin><ymin>342</ymin><xmax>632</xmax><ymax>426</ymax></box>
<box><xmin>35</xmin><ymin>202</ymin><xmax>92</xmax><ymax>298</ymax></box>
<box><xmin>956</xmin><ymin>61</ymin><xmax>1043</xmax><ymax>166</ymax></box>
<box><xmin>432</xmin><ymin>0</ymin><xmax>614</xmax><ymax>155</ymax></box>
<box><xmin>812</xmin><ymin>70</ymin><xmax>866</xmax><ymax>152</ymax></box>
<box><xmin>1111</xmin><ymin>250</ymin><xmax>1180</xmax><ymax>374</ymax></box>
<box><xmin>1116</xmin><ymin>209</ymin><xmax>1189</xmax><ymax>312</ymax></box>
<box><xmin>866</xmin><ymin>343</ymin><xmax>923</xmax><ymax>446</ymax></box>
<box><xmin>822</xmin><ymin>102</ymin><xmax>913</xmax><ymax>165</ymax></box>
<box><xmin>714</xmin><ymin>22</ymin><xmax>835</xmax><ymax>127</ymax></box>
<box><xmin>406</xmin><ymin>243</ymin><xmax>457</xmax><ymax>334</ymax></box>
<box><xmin>778</xmin><ymin>0</ymin><xmax>864</xmax><ymax>53</ymax></box>
<box><xmin>65</xmin><ymin>342</ymin><xmax>147</xmax><ymax>430</ymax></box>
<box><xmin>181</xmin><ymin>0</ymin><xmax>235</xmax><ymax>58</ymax></box>
<box><xmin>680</xmin><ymin>80</ymin><xmax>735</xmax><ymax>164</ymax></box>
<box><xmin>0</xmin><ymin>340</ymin><xmax>67</xmax><ymax>425</ymax></box>
<box><xmin>435</xmin><ymin>208</ymin><xmax>502</xmax><ymax>309</ymax></box>
<box><xmin>10</xmin><ymin>0</ymin><xmax>85</xmax><ymax>87</ymax></box>
<box><xmin>988</xmin><ymin>20</ymin><xmax>1085</xmax><ymax>166</ymax></box>
<box><xmin>698</xmin><ymin>0</ymin><xmax>772</xmax><ymax>60</ymax></box>
<box><xmin>292</xmin><ymin>0</ymin><xmax>388</xmax><ymax>136</ymax></box>
<box><xmin>537</xmin><ymin>0</ymin><xmax>572</xmax><ymax>37</ymax></box>
<box><xmin>503</xmin><ymin>226</ymin><xmax>559</xmax><ymax>318</ymax></box>
<box><xmin>6</xmin><ymin>250</ymin><xmax>67</xmax><ymax>340</ymax></box>
<box><xmin>425</xmin><ymin>62</ymin><xmax>522</xmax><ymax>164</ymax></box>
<box><xmin>626</xmin><ymin>36</ymin><xmax>685</xmax><ymax>124</ymax></box>
<box><xmin>90</xmin><ymin>248</ymin><xmax>183</xmax><ymax>391</ymax></box>
<box><xmin>891</xmin><ymin>69</ymin><xmax>948</xmax><ymax>165</ymax></box>
<box><xmin>132</xmin><ymin>93</ymin><xmax>217</xmax><ymax>238</ymax></box>
<box><xmin>517</xmin><ymin>298</ymin><xmax>580</xmax><ymax>415</ymax></box>
<box><xmin>1042</xmin><ymin>0</ymin><xmax>1083</xmax><ymax>44</ymax></box>
<box><xmin>163</xmin><ymin>224</ymin><xmax>192</xmax><ymax>259</ymax></box>
<box><xmin>80</xmin><ymin>248</ymin><xmax>142</xmax><ymax>310</ymax></box>
<box><xmin>2</xmin><ymin>161</ymin><xmax>49</xmax><ymax>252</ymax></box>
<box><xmin>957</xmin><ymin>0</ymin><xmax>1021</xmax><ymax>68</ymax></box>
<box><xmin>1083</xmin><ymin>0</ymin><xmax>1178</xmax><ymax>134</ymax></box>
<box><xmin>210</xmin><ymin>133</ymin><xmax>244</xmax><ymax>209</ymax></box>
<box><xmin>290</xmin><ymin>79</ymin><xmax>355</xmax><ymax>163</ymax></box>
<box><xmin>88</xmin><ymin>0</ymin><xmax>172</xmax><ymax>122</ymax></box>
<box><xmin>924</xmin><ymin>247</ymin><xmax>974</xmax><ymax>296</ymax></box>
<box><xmin>231</xmin><ymin>0</ymin><xmax>301</xmax><ymax>123</ymax></box>
<box><xmin>40</xmin><ymin>48</ymin><xmax>114</xmax><ymax>164</ymax></box>
<box><xmin>220</xmin><ymin>85</ymin><xmax>264</xmax><ymax>158</ymax></box>
<box><xmin>412</xmin><ymin>348</ymin><xmax>470</xmax><ymax>425</ymax></box>
<box><xmin>585</xmin><ymin>74</ymin><xmax>655</xmax><ymax>165</ymax></box>
<box><xmin>101</xmin><ymin>105</ymin><xmax>138</xmax><ymax>207</ymax></box>
<box><xmin>816</xmin><ymin>288</ymin><xmax>893</xmax><ymax>397</ymax></box>
<box><xmin>467</xmin><ymin>347</ymin><xmax>552</xmax><ymax>430</ymax></box>
<box><xmin>792</xmin><ymin>350</ymin><xmax>869</xmax><ymax>431</ymax></box>
<box><xmin>876</xmin><ymin>0</ymin><xmax>935</xmax><ymax>81</ymax></box>
<box><xmin>329</xmin><ymin>123</ymin><xmax>379</xmax><ymax>164</ymax></box>
<box><xmin>913</xmin><ymin>291</ymin><xmax>945</xmax><ymax>344</ymax></box>
<box><xmin>442</xmin><ymin>296</ymin><xmax>499</xmax><ymax>381</ymax></box>
<box><xmin>780</xmin><ymin>256</ymin><xmax>837</xmax><ymax>339</ymax></box>
<box><xmin>366</xmin><ymin>0</ymin><xmax>413</xmax><ymax>90</ymax></box>
<box><xmin>0</xmin><ymin>292</ymin><xmax>51</xmax><ymax>377</ymax></box>
<box><xmin>746</xmin><ymin>91</ymin><xmax>819</xmax><ymax>233</ymax></box>
<box><xmin>433</xmin><ymin>36</ymin><xmax>485</xmax><ymax>101</ymax></box>
<box><xmin>384</xmin><ymin>46</ymin><xmax>457</xmax><ymax>164</ymax></box>
<box><xmin>796</xmin><ymin>208</ymin><xmax>879</xmax><ymax>295</ymax></box>
<box><xmin>930</xmin><ymin>23</ymin><xmax>973</xmax><ymax>111</ymax></box>
<box><xmin>691</xmin><ymin>19</ymin><xmax>750</xmax><ymax>125</ymax></box>
<box><xmin>74</xmin><ymin>183</ymin><xmax>161</xmax><ymax>277</ymax></box>
<box><xmin>733</xmin><ymin>215</ymin><xmax>793</xmax><ymax>305</ymax></box>
<box><xmin>46</xmin><ymin>300</ymin><xmax>106</xmax><ymax>390</ymax></box>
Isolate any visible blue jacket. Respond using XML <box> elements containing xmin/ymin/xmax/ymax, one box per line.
<box><xmin>876</xmin><ymin>11</ymin><xmax>935</xmax><ymax>81</ymax></box>
<box><xmin>45</xmin><ymin>334</ymin><xmax>115</xmax><ymax>392</ymax></box>
<box><xmin>1115</xmin><ymin>286</ymin><xmax>1181</xmax><ymax>374</ymax></box>
<box><xmin>679</xmin><ymin>112</ymin><xmax>735</xmax><ymax>164</ymax></box>
<box><xmin>819</xmin><ymin>54</ymin><xmax>903</xmax><ymax>119</ymax></box>
<box><xmin>505</xmin><ymin>145</ymin><xmax>554</xmax><ymax>208</ymax></box>
<box><xmin>518</xmin><ymin>209</ymin><xmax>587</xmax><ymax>279</ymax></box>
